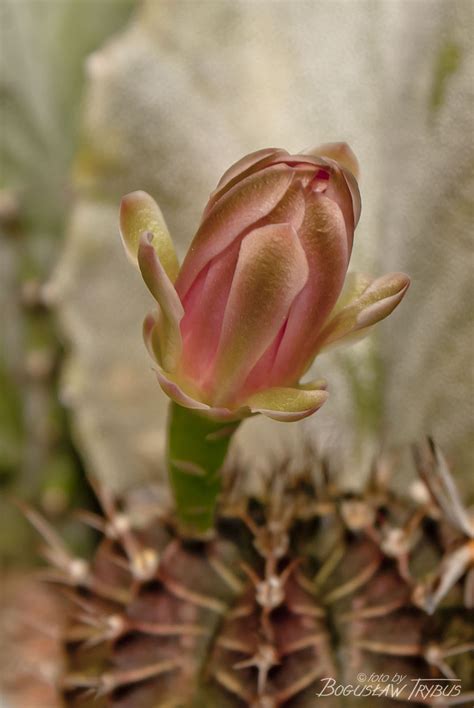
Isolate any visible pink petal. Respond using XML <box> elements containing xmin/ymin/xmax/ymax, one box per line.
<box><xmin>299</xmin><ymin>144</ymin><xmax>361</xmax><ymax>228</ymax></box>
<box><xmin>322</xmin><ymin>160</ymin><xmax>361</xmax><ymax>243</ymax></box>
<box><xmin>340</xmin><ymin>166</ymin><xmax>362</xmax><ymax>230</ymax></box>
<box><xmin>234</xmin><ymin>181</ymin><xmax>308</xmax><ymax>396</ymax></box>
<box><xmin>274</xmin><ymin>152</ymin><xmax>361</xmax><ymax>237</ymax></box>
<box><xmin>271</xmin><ymin>153</ymin><xmax>331</xmax><ymax>168</ymax></box>
<box><xmin>175</xmin><ymin>165</ymin><xmax>294</xmax><ymax>299</ymax></box>
<box><xmin>262</xmin><ymin>180</ymin><xmax>306</xmax><ymax>231</ymax></box>
<box><xmin>271</xmin><ymin>195</ymin><xmax>350</xmax><ymax>384</ymax></box>
<box><xmin>305</xmin><ymin>142</ymin><xmax>360</xmax><ymax>179</ymax></box>
<box><xmin>210</xmin><ymin>222</ymin><xmax>309</xmax><ymax>405</ymax></box>
<box><xmin>179</xmin><ymin>239</ymin><xmax>240</xmax><ymax>384</ymax></box>
<box><xmin>240</xmin><ymin>320</ymin><xmax>287</xmax><ymax>397</ymax></box>
<box><xmin>204</xmin><ymin>148</ymin><xmax>289</xmax><ymax>217</ymax></box>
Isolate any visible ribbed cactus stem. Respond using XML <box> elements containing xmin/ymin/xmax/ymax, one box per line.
<box><xmin>167</xmin><ymin>402</ymin><xmax>239</xmax><ymax>536</ymax></box>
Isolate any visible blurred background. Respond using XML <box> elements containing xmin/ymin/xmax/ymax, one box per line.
<box><xmin>0</xmin><ymin>1</ymin><xmax>472</xmax><ymax>699</ymax></box>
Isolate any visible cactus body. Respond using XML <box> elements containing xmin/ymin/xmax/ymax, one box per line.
<box><xmin>29</xmin><ymin>441</ymin><xmax>473</xmax><ymax>707</ymax></box>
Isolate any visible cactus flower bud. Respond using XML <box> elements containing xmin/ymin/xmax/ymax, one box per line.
<box><xmin>120</xmin><ymin>145</ymin><xmax>409</xmax><ymax>422</ymax></box>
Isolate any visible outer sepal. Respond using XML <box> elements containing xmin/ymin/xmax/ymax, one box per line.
<box><xmin>120</xmin><ymin>190</ymin><xmax>179</xmax><ymax>281</ymax></box>
<box><xmin>245</xmin><ymin>382</ymin><xmax>328</xmax><ymax>422</ymax></box>
<box><xmin>315</xmin><ymin>271</ymin><xmax>411</xmax><ymax>351</ymax></box>
<box><xmin>155</xmin><ymin>368</ymin><xmax>249</xmax><ymax>422</ymax></box>
<box><xmin>138</xmin><ymin>233</ymin><xmax>184</xmax><ymax>372</ymax></box>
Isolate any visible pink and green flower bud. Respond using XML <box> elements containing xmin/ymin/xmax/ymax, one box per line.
<box><xmin>120</xmin><ymin>145</ymin><xmax>409</xmax><ymax>422</ymax></box>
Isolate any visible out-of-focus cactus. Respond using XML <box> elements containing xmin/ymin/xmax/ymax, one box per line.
<box><xmin>50</xmin><ymin>0</ymin><xmax>473</xmax><ymax>497</ymax></box>
<box><xmin>0</xmin><ymin>571</ymin><xmax>65</xmax><ymax>708</ymax></box>
<box><xmin>0</xmin><ymin>0</ymin><xmax>134</xmax><ymax>563</ymax></box>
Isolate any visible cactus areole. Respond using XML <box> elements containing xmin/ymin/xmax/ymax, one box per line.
<box><xmin>119</xmin><ymin>143</ymin><xmax>410</xmax><ymax>535</ymax></box>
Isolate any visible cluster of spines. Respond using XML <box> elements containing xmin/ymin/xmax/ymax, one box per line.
<box><xmin>24</xmin><ymin>440</ymin><xmax>473</xmax><ymax>706</ymax></box>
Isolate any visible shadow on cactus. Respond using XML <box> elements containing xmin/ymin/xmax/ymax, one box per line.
<box><xmin>119</xmin><ymin>144</ymin><xmax>410</xmax><ymax>535</ymax></box>
<box><xmin>25</xmin><ymin>439</ymin><xmax>473</xmax><ymax>706</ymax></box>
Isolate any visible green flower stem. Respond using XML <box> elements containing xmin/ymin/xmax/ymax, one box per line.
<box><xmin>167</xmin><ymin>402</ymin><xmax>240</xmax><ymax>537</ymax></box>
